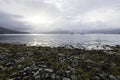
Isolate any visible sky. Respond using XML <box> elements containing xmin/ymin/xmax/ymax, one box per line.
<box><xmin>0</xmin><ymin>0</ymin><xmax>120</xmax><ymax>33</ymax></box>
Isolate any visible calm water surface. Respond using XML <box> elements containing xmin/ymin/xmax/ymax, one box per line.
<box><xmin>0</xmin><ymin>34</ymin><xmax>120</xmax><ymax>47</ymax></box>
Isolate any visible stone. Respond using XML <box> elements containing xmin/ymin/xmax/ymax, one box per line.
<box><xmin>38</xmin><ymin>68</ymin><xmax>42</xmax><ymax>72</ymax></box>
<box><xmin>27</xmin><ymin>51</ymin><xmax>33</xmax><ymax>56</ymax></box>
<box><xmin>16</xmin><ymin>76</ymin><xmax>22</xmax><ymax>80</ymax></box>
<box><xmin>45</xmin><ymin>73</ymin><xmax>50</xmax><ymax>79</ymax></box>
<box><xmin>31</xmin><ymin>65</ymin><xmax>38</xmax><ymax>71</ymax></box>
<box><xmin>99</xmin><ymin>74</ymin><xmax>106</xmax><ymax>80</ymax></box>
<box><xmin>94</xmin><ymin>76</ymin><xmax>100</xmax><ymax>80</ymax></box>
<box><xmin>107</xmin><ymin>52</ymin><xmax>115</xmax><ymax>55</ymax></box>
<box><xmin>24</xmin><ymin>67</ymin><xmax>30</xmax><ymax>71</ymax></box>
<box><xmin>85</xmin><ymin>59</ymin><xmax>94</xmax><ymax>64</ymax></box>
<box><xmin>0</xmin><ymin>66</ymin><xmax>3</xmax><ymax>70</ymax></box>
<box><xmin>19</xmin><ymin>57</ymin><xmax>25</xmax><ymax>61</ymax></box>
<box><xmin>34</xmin><ymin>71</ymin><xmax>39</xmax><ymax>76</ymax></box>
<box><xmin>8</xmin><ymin>78</ymin><xmax>15</xmax><ymax>80</ymax></box>
<box><xmin>6</xmin><ymin>62</ymin><xmax>14</xmax><ymax>67</ymax></box>
<box><xmin>109</xmin><ymin>75</ymin><xmax>117</xmax><ymax>80</ymax></box>
<box><xmin>0</xmin><ymin>54</ymin><xmax>4</xmax><ymax>60</ymax></box>
<box><xmin>34</xmin><ymin>76</ymin><xmax>41</xmax><ymax>80</ymax></box>
<box><xmin>65</xmin><ymin>71</ymin><xmax>71</xmax><ymax>76</ymax></box>
<box><xmin>62</xmin><ymin>77</ymin><xmax>70</xmax><ymax>80</ymax></box>
<box><xmin>56</xmin><ymin>76</ymin><xmax>61</xmax><ymax>80</ymax></box>
<box><xmin>10</xmin><ymin>72</ymin><xmax>17</xmax><ymax>78</ymax></box>
<box><xmin>18</xmin><ymin>65</ymin><xmax>23</xmax><ymax>69</ymax></box>
<box><xmin>51</xmin><ymin>74</ymin><xmax>56</xmax><ymax>79</ymax></box>
<box><xmin>117</xmin><ymin>76</ymin><xmax>120</xmax><ymax>80</ymax></box>
<box><xmin>58</xmin><ymin>53</ymin><xmax>65</xmax><ymax>57</ymax></box>
<box><xmin>71</xmin><ymin>75</ymin><xmax>77</xmax><ymax>80</ymax></box>
<box><xmin>44</xmin><ymin>69</ymin><xmax>53</xmax><ymax>73</ymax></box>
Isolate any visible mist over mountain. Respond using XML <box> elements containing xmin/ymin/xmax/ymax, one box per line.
<box><xmin>0</xmin><ymin>27</ymin><xmax>28</xmax><ymax>34</ymax></box>
<box><xmin>88</xmin><ymin>28</ymin><xmax>120</xmax><ymax>34</ymax></box>
<box><xmin>1</xmin><ymin>26</ymin><xmax>120</xmax><ymax>34</ymax></box>
<box><xmin>38</xmin><ymin>28</ymin><xmax>120</xmax><ymax>34</ymax></box>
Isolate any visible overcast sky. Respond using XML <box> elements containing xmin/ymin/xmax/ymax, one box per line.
<box><xmin>0</xmin><ymin>0</ymin><xmax>120</xmax><ymax>32</ymax></box>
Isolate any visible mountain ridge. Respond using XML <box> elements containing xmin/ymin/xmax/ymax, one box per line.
<box><xmin>0</xmin><ymin>27</ymin><xmax>28</xmax><ymax>34</ymax></box>
<box><xmin>88</xmin><ymin>28</ymin><xmax>120</xmax><ymax>34</ymax></box>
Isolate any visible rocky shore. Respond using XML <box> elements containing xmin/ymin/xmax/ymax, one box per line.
<box><xmin>0</xmin><ymin>43</ymin><xmax>120</xmax><ymax>80</ymax></box>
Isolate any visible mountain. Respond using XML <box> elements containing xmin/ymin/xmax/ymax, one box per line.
<box><xmin>88</xmin><ymin>28</ymin><xmax>120</xmax><ymax>34</ymax></box>
<box><xmin>35</xmin><ymin>29</ymin><xmax>74</xmax><ymax>34</ymax></box>
<box><xmin>46</xmin><ymin>30</ymin><xmax>73</xmax><ymax>34</ymax></box>
<box><xmin>0</xmin><ymin>27</ymin><xmax>27</xmax><ymax>34</ymax></box>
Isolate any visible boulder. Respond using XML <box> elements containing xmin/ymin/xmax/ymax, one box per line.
<box><xmin>109</xmin><ymin>75</ymin><xmax>117</xmax><ymax>80</ymax></box>
<box><xmin>34</xmin><ymin>76</ymin><xmax>41</xmax><ymax>80</ymax></box>
<box><xmin>44</xmin><ymin>69</ymin><xmax>53</xmax><ymax>73</ymax></box>
<box><xmin>62</xmin><ymin>77</ymin><xmax>70</xmax><ymax>80</ymax></box>
<box><xmin>71</xmin><ymin>75</ymin><xmax>77</xmax><ymax>80</ymax></box>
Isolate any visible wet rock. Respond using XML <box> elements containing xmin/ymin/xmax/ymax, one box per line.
<box><xmin>117</xmin><ymin>76</ymin><xmax>120</xmax><ymax>80</ymax></box>
<box><xmin>0</xmin><ymin>54</ymin><xmax>4</xmax><ymax>60</ymax></box>
<box><xmin>85</xmin><ymin>59</ymin><xmax>94</xmax><ymax>64</ymax></box>
<box><xmin>34</xmin><ymin>71</ymin><xmax>39</xmax><ymax>76</ymax></box>
<box><xmin>71</xmin><ymin>75</ymin><xmax>77</xmax><ymax>80</ymax></box>
<box><xmin>62</xmin><ymin>77</ymin><xmax>70</xmax><ymax>80</ymax></box>
<box><xmin>10</xmin><ymin>72</ymin><xmax>18</xmax><ymax>78</ymax></box>
<box><xmin>24</xmin><ymin>67</ymin><xmax>30</xmax><ymax>71</ymax></box>
<box><xmin>94</xmin><ymin>76</ymin><xmax>100</xmax><ymax>80</ymax></box>
<box><xmin>16</xmin><ymin>57</ymin><xmax>25</xmax><ymax>63</ymax></box>
<box><xmin>6</xmin><ymin>62</ymin><xmax>14</xmax><ymax>67</ymax></box>
<box><xmin>0</xmin><ymin>66</ymin><xmax>3</xmax><ymax>70</ymax></box>
<box><xmin>2</xmin><ymin>67</ymin><xmax>7</xmax><ymax>70</ymax></box>
<box><xmin>51</xmin><ymin>74</ymin><xmax>56</xmax><ymax>79</ymax></box>
<box><xmin>107</xmin><ymin>52</ymin><xmax>116</xmax><ymax>55</ymax></box>
<box><xmin>65</xmin><ymin>71</ymin><xmax>71</xmax><ymax>74</ymax></box>
<box><xmin>34</xmin><ymin>76</ymin><xmax>41</xmax><ymax>80</ymax></box>
<box><xmin>45</xmin><ymin>73</ymin><xmax>50</xmax><ymax>79</ymax></box>
<box><xmin>99</xmin><ymin>74</ymin><xmax>106</xmax><ymax>80</ymax></box>
<box><xmin>44</xmin><ymin>69</ymin><xmax>53</xmax><ymax>73</ymax></box>
<box><xmin>69</xmin><ymin>67</ymin><xmax>75</xmax><ymax>74</ymax></box>
<box><xmin>15</xmin><ymin>76</ymin><xmax>22</xmax><ymax>80</ymax></box>
<box><xmin>65</xmin><ymin>71</ymin><xmax>71</xmax><ymax>77</ymax></box>
<box><xmin>56</xmin><ymin>76</ymin><xmax>61</xmax><ymax>80</ymax></box>
<box><xmin>26</xmin><ymin>51</ymin><xmax>33</xmax><ymax>56</ymax></box>
<box><xmin>58</xmin><ymin>53</ymin><xmax>65</xmax><ymax>57</ymax></box>
<box><xmin>18</xmin><ymin>65</ymin><xmax>23</xmax><ymax>70</ymax></box>
<box><xmin>31</xmin><ymin>63</ymin><xmax>38</xmax><ymax>71</ymax></box>
<box><xmin>109</xmin><ymin>75</ymin><xmax>117</xmax><ymax>80</ymax></box>
<box><xmin>38</xmin><ymin>68</ymin><xmax>43</xmax><ymax>72</ymax></box>
<box><xmin>0</xmin><ymin>43</ymin><xmax>120</xmax><ymax>80</ymax></box>
<box><xmin>23</xmin><ymin>67</ymin><xmax>32</xmax><ymax>75</ymax></box>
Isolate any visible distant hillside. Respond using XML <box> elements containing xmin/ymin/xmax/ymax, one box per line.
<box><xmin>46</xmin><ymin>30</ymin><xmax>73</xmax><ymax>34</ymax></box>
<box><xmin>0</xmin><ymin>27</ymin><xmax>28</xmax><ymax>34</ymax></box>
<box><xmin>88</xmin><ymin>28</ymin><xmax>120</xmax><ymax>34</ymax></box>
<box><xmin>36</xmin><ymin>30</ymin><xmax>74</xmax><ymax>34</ymax></box>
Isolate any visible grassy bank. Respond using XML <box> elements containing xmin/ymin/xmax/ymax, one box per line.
<box><xmin>0</xmin><ymin>43</ymin><xmax>120</xmax><ymax>80</ymax></box>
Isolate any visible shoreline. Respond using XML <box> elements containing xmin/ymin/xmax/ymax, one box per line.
<box><xmin>0</xmin><ymin>43</ymin><xmax>120</xmax><ymax>80</ymax></box>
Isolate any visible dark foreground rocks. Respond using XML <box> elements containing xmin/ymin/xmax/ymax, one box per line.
<box><xmin>0</xmin><ymin>43</ymin><xmax>120</xmax><ymax>80</ymax></box>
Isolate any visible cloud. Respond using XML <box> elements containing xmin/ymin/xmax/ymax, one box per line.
<box><xmin>0</xmin><ymin>11</ymin><xmax>31</xmax><ymax>31</ymax></box>
<box><xmin>0</xmin><ymin>0</ymin><xmax>120</xmax><ymax>32</ymax></box>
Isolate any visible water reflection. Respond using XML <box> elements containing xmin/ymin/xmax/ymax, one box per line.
<box><xmin>0</xmin><ymin>34</ymin><xmax>120</xmax><ymax>47</ymax></box>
